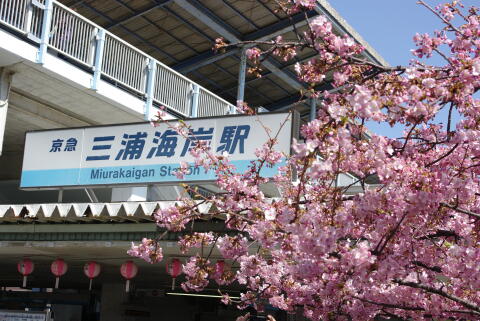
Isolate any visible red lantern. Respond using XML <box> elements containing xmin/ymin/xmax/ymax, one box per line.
<box><xmin>17</xmin><ymin>259</ymin><xmax>34</xmax><ymax>288</ymax></box>
<box><xmin>51</xmin><ymin>259</ymin><xmax>68</xmax><ymax>289</ymax></box>
<box><xmin>215</xmin><ymin>260</ymin><xmax>225</xmax><ymax>275</ymax></box>
<box><xmin>120</xmin><ymin>261</ymin><xmax>138</xmax><ymax>292</ymax></box>
<box><xmin>214</xmin><ymin>260</ymin><xmax>229</xmax><ymax>285</ymax></box>
<box><xmin>83</xmin><ymin>261</ymin><xmax>101</xmax><ymax>290</ymax></box>
<box><xmin>166</xmin><ymin>258</ymin><xmax>182</xmax><ymax>290</ymax></box>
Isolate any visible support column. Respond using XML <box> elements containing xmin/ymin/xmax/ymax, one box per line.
<box><xmin>309</xmin><ymin>97</ymin><xmax>316</xmax><ymax>121</ymax></box>
<box><xmin>235</xmin><ymin>47</ymin><xmax>247</xmax><ymax>114</ymax></box>
<box><xmin>0</xmin><ymin>69</ymin><xmax>12</xmax><ymax>156</ymax></box>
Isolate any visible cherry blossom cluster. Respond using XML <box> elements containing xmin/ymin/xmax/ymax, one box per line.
<box><xmin>128</xmin><ymin>238</ymin><xmax>163</xmax><ymax>264</ymax></box>
<box><xmin>131</xmin><ymin>1</ymin><xmax>480</xmax><ymax>320</ymax></box>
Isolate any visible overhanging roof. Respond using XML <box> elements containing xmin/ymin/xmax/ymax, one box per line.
<box><xmin>60</xmin><ymin>0</ymin><xmax>386</xmax><ymax>115</ymax></box>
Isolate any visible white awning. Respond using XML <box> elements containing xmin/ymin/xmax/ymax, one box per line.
<box><xmin>0</xmin><ymin>201</ymin><xmax>213</xmax><ymax>223</ymax></box>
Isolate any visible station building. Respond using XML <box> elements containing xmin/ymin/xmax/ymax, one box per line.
<box><xmin>0</xmin><ymin>0</ymin><xmax>385</xmax><ymax>320</ymax></box>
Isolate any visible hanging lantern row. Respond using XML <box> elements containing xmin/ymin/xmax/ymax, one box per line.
<box><xmin>17</xmin><ymin>258</ymin><xmax>227</xmax><ymax>291</ymax></box>
<box><xmin>16</xmin><ymin>259</ymin><xmax>100</xmax><ymax>290</ymax></box>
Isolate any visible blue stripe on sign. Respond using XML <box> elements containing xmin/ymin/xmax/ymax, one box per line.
<box><xmin>20</xmin><ymin>159</ymin><xmax>286</xmax><ymax>188</ymax></box>
<box><xmin>20</xmin><ymin>168</ymin><xmax>80</xmax><ymax>188</ymax></box>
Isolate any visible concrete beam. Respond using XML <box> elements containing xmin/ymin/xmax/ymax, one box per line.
<box><xmin>9</xmin><ymin>91</ymin><xmax>91</xmax><ymax>128</ymax></box>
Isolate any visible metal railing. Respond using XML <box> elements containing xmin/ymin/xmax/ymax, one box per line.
<box><xmin>49</xmin><ymin>3</ymin><xmax>96</xmax><ymax>65</ymax></box>
<box><xmin>153</xmin><ymin>62</ymin><xmax>192</xmax><ymax>116</ymax></box>
<box><xmin>0</xmin><ymin>0</ymin><xmax>235</xmax><ymax>118</ymax></box>
<box><xmin>102</xmin><ymin>33</ymin><xmax>147</xmax><ymax>93</ymax></box>
<box><xmin>197</xmin><ymin>88</ymin><xmax>231</xmax><ymax>117</ymax></box>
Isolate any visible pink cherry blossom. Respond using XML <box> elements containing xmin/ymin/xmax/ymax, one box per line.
<box><xmin>132</xmin><ymin>1</ymin><xmax>480</xmax><ymax>319</ymax></box>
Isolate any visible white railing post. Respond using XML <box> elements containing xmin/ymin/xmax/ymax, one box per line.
<box><xmin>36</xmin><ymin>0</ymin><xmax>53</xmax><ymax>64</ymax></box>
<box><xmin>91</xmin><ymin>28</ymin><xmax>105</xmax><ymax>91</ymax></box>
<box><xmin>24</xmin><ymin>0</ymin><xmax>34</xmax><ymax>34</ymax></box>
<box><xmin>144</xmin><ymin>58</ymin><xmax>156</xmax><ymax>121</ymax></box>
<box><xmin>190</xmin><ymin>84</ymin><xmax>199</xmax><ymax>118</ymax></box>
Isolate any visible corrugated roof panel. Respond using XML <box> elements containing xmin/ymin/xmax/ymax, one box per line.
<box><xmin>0</xmin><ymin>201</ymin><xmax>213</xmax><ymax>223</ymax></box>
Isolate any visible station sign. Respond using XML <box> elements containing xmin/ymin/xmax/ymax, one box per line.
<box><xmin>20</xmin><ymin>113</ymin><xmax>294</xmax><ymax>189</ymax></box>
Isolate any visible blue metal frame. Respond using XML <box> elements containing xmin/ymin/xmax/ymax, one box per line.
<box><xmin>105</xmin><ymin>0</ymin><xmax>174</xmax><ymax>30</ymax></box>
<box><xmin>36</xmin><ymin>0</ymin><xmax>53</xmax><ymax>64</ymax></box>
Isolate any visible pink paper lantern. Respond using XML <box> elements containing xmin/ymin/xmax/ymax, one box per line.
<box><xmin>166</xmin><ymin>258</ymin><xmax>182</xmax><ymax>290</ymax></box>
<box><xmin>83</xmin><ymin>261</ymin><xmax>101</xmax><ymax>290</ymax></box>
<box><xmin>51</xmin><ymin>259</ymin><xmax>68</xmax><ymax>289</ymax></box>
<box><xmin>214</xmin><ymin>260</ymin><xmax>229</xmax><ymax>285</ymax></box>
<box><xmin>215</xmin><ymin>260</ymin><xmax>225</xmax><ymax>275</ymax></box>
<box><xmin>17</xmin><ymin>258</ymin><xmax>34</xmax><ymax>288</ymax></box>
<box><xmin>120</xmin><ymin>261</ymin><xmax>138</xmax><ymax>292</ymax></box>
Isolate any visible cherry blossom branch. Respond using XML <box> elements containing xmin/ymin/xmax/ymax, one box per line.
<box><xmin>440</xmin><ymin>202</ymin><xmax>480</xmax><ymax>219</ymax></box>
<box><xmin>394</xmin><ymin>279</ymin><xmax>480</xmax><ymax>313</ymax></box>
<box><xmin>425</xmin><ymin>143</ymin><xmax>459</xmax><ymax>167</ymax></box>
<box><xmin>417</xmin><ymin>0</ymin><xmax>465</xmax><ymax>36</ymax></box>
<box><xmin>373</xmin><ymin>211</ymin><xmax>408</xmax><ymax>256</ymax></box>
<box><xmin>444</xmin><ymin>309</ymin><xmax>480</xmax><ymax>316</ymax></box>
<box><xmin>352</xmin><ymin>296</ymin><xmax>425</xmax><ymax>312</ymax></box>
<box><xmin>411</xmin><ymin>260</ymin><xmax>442</xmax><ymax>273</ymax></box>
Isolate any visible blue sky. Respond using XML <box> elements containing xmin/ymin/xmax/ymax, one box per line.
<box><xmin>328</xmin><ymin>0</ymin><xmax>477</xmax><ymax>138</ymax></box>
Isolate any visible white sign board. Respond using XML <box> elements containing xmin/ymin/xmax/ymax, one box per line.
<box><xmin>20</xmin><ymin>113</ymin><xmax>293</xmax><ymax>189</ymax></box>
<box><xmin>0</xmin><ymin>310</ymin><xmax>47</xmax><ymax>321</ymax></box>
